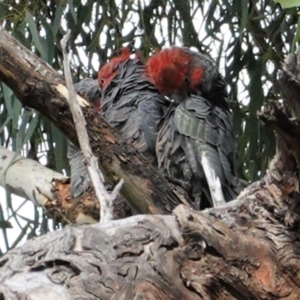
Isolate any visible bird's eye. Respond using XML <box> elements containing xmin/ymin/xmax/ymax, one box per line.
<box><xmin>185</xmin><ymin>77</ymin><xmax>190</xmax><ymax>84</ymax></box>
<box><xmin>99</xmin><ymin>78</ymin><xmax>105</xmax><ymax>87</ymax></box>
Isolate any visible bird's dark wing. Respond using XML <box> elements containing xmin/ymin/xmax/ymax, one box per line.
<box><xmin>73</xmin><ymin>78</ymin><xmax>101</xmax><ymax>108</ymax></box>
<box><xmin>101</xmin><ymin>59</ymin><xmax>169</xmax><ymax>163</ymax></box>
<box><xmin>67</xmin><ymin>79</ymin><xmax>101</xmax><ymax>197</ymax></box>
<box><xmin>67</xmin><ymin>140</ymin><xmax>90</xmax><ymax>198</ymax></box>
<box><xmin>157</xmin><ymin>93</ymin><xmax>239</xmax><ymax>209</ymax></box>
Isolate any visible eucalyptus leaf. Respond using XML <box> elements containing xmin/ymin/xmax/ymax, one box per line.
<box><xmin>276</xmin><ymin>0</ymin><xmax>300</xmax><ymax>8</ymax></box>
<box><xmin>25</xmin><ymin>11</ymin><xmax>47</xmax><ymax>61</ymax></box>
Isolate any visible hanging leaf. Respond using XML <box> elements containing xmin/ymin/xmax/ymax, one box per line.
<box><xmin>25</xmin><ymin>10</ymin><xmax>47</xmax><ymax>61</ymax></box>
<box><xmin>276</xmin><ymin>0</ymin><xmax>300</xmax><ymax>9</ymax></box>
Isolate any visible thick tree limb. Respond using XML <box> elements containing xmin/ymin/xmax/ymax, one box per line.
<box><xmin>0</xmin><ymin>152</ymin><xmax>300</xmax><ymax>300</ymax></box>
<box><xmin>0</xmin><ymin>146</ymin><xmax>66</xmax><ymax>207</ymax></box>
<box><xmin>0</xmin><ymin>147</ymin><xmax>299</xmax><ymax>299</ymax></box>
<box><xmin>0</xmin><ymin>29</ymin><xmax>191</xmax><ymax>217</ymax></box>
<box><xmin>0</xmin><ymin>146</ymin><xmax>130</xmax><ymax>224</ymax></box>
<box><xmin>0</xmin><ymin>143</ymin><xmax>233</xmax><ymax>224</ymax></box>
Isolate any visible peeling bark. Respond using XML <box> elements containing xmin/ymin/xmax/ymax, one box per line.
<box><xmin>0</xmin><ymin>163</ymin><xmax>300</xmax><ymax>300</ymax></box>
<box><xmin>1</xmin><ymin>150</ymin><xmax>300</xmax><ymax>299</ymax></box>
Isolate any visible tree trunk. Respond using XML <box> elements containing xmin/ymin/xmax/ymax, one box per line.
<box><xmin>1</xmin><ymin>30</ymin><xmax>300</xmax><ymax>299</ymax></box>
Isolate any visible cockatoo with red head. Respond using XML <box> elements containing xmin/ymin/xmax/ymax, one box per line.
<box><xmin>145</xmin><ymin>46</ymin><xmax>240</xmax><ymax>209</ymax></box>
<box><xmin>67</xmin><ymin>48</ymin><xmax>169</xmax><ymax>198</ymax></box>
<box><xmin>98</xmin><ymin>47</ymin><xmax>169</xmax><ymax>163</ymax></box>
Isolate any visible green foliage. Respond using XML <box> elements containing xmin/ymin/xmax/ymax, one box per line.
<box><xmin>0</xmin><ymin>0</ymin><xmax>298</xmax><ymax>252</ymax></box>
<box><xmin>277</xmin><ymin>0</ymin><xmax>300</xmax><ymax>9</ymax></box>
<box><xmin>276</xmin><ymin>0</ymin><xmax>300</xmax><ymax>53</ymax></box>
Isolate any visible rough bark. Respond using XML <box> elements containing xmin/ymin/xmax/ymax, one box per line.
<box><xmin>0</xmin><ymin>150</ymin><xmax>299</xmax><ymax>299</ymax></box>
<box><xmin>0</xmin><ymin>158</ymin><xmax>299</xmax><ymax>300</ymax></box>
<box><xmin>0</xmin><ymin>29</ymin><xmax>191</xmax><ymax>221</ymax></box>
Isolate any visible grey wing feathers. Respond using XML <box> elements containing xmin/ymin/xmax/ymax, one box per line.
<box><xmin>74</xmin><ymin>78</ymin><xmax>101</xmax><ymax>106</ymax></box>
<box><xmin>67</xmin><ymin>79</ymin><xmax>101</xmax><ymax>197</ymax></box>
<box><xmin>177</xmin><ymin>94</ymin><xmax>239</xmax><ymax>202</ymax></box>
<box><xmin>157</xmin><ymin>93</ymin><xmax>239</xmax><ymax>209</ymax></box>
<box><xmin>67</xmin><ymin>140</ymin><xmax>90</xmax><ymax>198</ymax></box>
<box><xmin>101</xmin><ymin>59</ymin><xmax>168</xmax><ymax>162</ymax></box>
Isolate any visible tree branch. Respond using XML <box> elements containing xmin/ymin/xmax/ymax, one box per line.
<box><xmin>0</xmin><ymin>146</ymin><xmax>66</xmax><ymax>207</ymax></box>
<box><xmin>61</xmin><ymin>30</ymin><xmax>122</xmax><ymax>223</ymax></box>
<box><xmin>0</xmin><ymin>146</ymin><xmax>131</xmax><ymax>224</ymax></box>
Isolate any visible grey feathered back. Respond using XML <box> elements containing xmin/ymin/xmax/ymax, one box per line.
<box><xmin>101</xmin><ymin>58</ymin><xmax>169</xmax><ymax>163</ymax></box>
<box><xmin>156</xmin><ymin>48</ymin><xmax>240</xmax><ymax>209</ymax></box>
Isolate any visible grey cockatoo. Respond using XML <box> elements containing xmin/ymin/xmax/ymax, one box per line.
<box><xmin>98</xmin><ymin>47</ymin><xmax>169</xmax><ymax>164</ymax></box>
<box><xmin>145</xmin><ymin>46</ymin><xmax>240</xmax><ymax>209</ymax></box>
<box><xmin>68</xmin><ymin>48</ymin><xmax>168</xmax><ymax>198</ymax></box>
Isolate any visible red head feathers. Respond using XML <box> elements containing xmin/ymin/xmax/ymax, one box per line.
<box><xmin>145</xmin><ymin>47</ymin><xmax>204</xmax><ymax>95</ymax></box>
<box><xmin>98</xmin><ymin>47</ymin><xmax>131</xmax><ymax>90</ymax></box>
